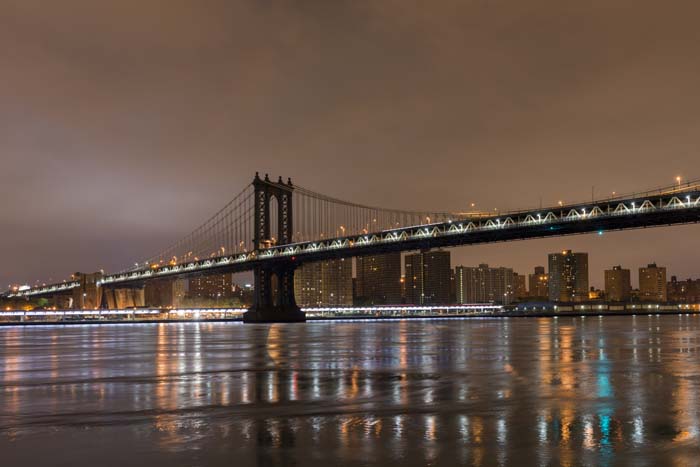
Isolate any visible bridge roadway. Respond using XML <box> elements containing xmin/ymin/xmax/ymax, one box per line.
<box><xmin>7</xmin><ymin>184</ymin><xmax>700</xmax><ymax>299</ymax></box>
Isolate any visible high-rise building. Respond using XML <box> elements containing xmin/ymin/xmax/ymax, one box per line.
<box><xmin>514</xmin><ymin>273</ymin><xmax>527</xmax><ymax>300</ymax></box>
<box><xmin>294</xmin><ymin>258</ymin><xmax>353</xmax><ymax>307</ymax></box>
<box><xmin>548</xmin><ymin>250</ymin><xmax>589</xmax><ymax>302</ymax></box>
<box><xmin>604</xmin><ymin>266</ymin><xmax>631</xmax><ymax>302</ymax></box>
<box><xmin>188</xmin><ymin>274</ymin><xmax>233</xmax><ymax>299</ymax></box>
<box><xmin>454</xmin><ymin>263</ymin><xmax>516</xmax><ymax>305</ymax></box>
<box><xmin>639</xmin><ymin>263</ymin><xmax>667</xmax><ymax>302</ymax></box>
<box><xmin>528</xmin><ymin>266</ymin><xmax>549</xmax><ymax>299</ymax></box>
<box><xmin>355</xmin><ymin>253</ymin><xmax>402</xmax><ymax>305</ymax></box>
<box><xmin>405</xmin><ymin>250</ymin><xmax>451</xmax><ymax>305</ymax></box>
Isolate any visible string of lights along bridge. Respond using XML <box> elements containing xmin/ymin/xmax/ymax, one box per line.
<box><xmin>5</xmin><ymin>173</ymin><xmax>700</xmax><ymax>323</ymax></box>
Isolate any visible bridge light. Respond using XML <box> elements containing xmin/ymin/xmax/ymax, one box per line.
<box><xmin>598</xmin><ymin>230</ymin><xmax>604</xmax><ymax>236</ymax></box>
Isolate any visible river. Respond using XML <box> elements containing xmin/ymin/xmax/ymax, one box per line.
<box><xmin>1</xmin><ymin>315</ymin><xmax>699</xmax><ymax>466</ymax></box>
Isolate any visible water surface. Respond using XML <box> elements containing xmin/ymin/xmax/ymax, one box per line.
<box><xmin>2</xmin><ymin>316</ymin><xmax>700</xmax><ymax>466</ymax></box>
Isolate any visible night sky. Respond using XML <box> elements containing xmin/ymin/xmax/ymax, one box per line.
<box><xmin>2</xmin><ymin>1</ymin><xmax>699</xmax><ymax>289</ymax></box>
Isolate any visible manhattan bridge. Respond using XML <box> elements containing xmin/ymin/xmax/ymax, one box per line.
<box><xmin>4</xmin><ymin>173</ymin><xmax>700</xmax><ymax>322</ymax></box>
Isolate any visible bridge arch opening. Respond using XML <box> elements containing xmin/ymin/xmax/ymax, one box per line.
<box><xmin>269</xmin><ymin>195</ymin><xmax>279</xmax><ymax>246</ymax></box>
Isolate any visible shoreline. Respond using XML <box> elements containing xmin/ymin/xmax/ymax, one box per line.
<box><xmin>0</xmin><ymin>308</ymin><xmax>697</xmax><ymax>327</ymax></box>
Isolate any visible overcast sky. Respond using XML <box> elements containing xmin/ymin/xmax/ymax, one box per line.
<box><xmin>1</xmin><ymin>0</ymin><xmax>699</xmax><ymax>289</ymax></box>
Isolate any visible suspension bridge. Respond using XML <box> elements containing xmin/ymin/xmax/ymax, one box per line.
<box><xmin>4</xmin><ymin>173</ymin><xmax>700</xmax><ymax>322</ymax></box>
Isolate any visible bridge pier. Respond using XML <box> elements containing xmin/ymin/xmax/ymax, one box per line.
<box><xmin>103</xmin><ymin>286</ymin><xmax>145</xmax><ymax>309</ymax></box>
<box><xmin>243</xmin><ymin>264</ymin><xmax>305</xmax><ymax>323</ymax></box>
<box><xmin>51</xmin><ymin>294</ymin><xmax>73</xmax><ymax>309</ymax></box>
<box><xmin>72</xmin><ymin>272</ymin><xmax>103</xmax><ymax>310</ymax></box>
<box><xmin>144</xmin><ymin>279</ymin><xmax>185</xmax><ymax>308</ymax></box>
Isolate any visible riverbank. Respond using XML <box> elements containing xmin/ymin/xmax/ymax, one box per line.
<box><xmin>0</xmin><ymin>308</ymin><xmax>698</xmax><ymax>326</ymax></box>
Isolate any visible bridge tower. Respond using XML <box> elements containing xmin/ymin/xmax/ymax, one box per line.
<box><xmin>243</xmin><ymin>173</ymin><xmax>305</xmax><ymax>323</ymax></box>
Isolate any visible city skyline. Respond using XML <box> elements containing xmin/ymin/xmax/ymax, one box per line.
<box><xmin>228</xmin><ymin>250</ymin><xmax>699</xmax><ymax>307</ymax></box>
<box><xmin>9</xmin><ymin>239</ymin><xmax>700</xmax><ymax>298</ymax></box>
<box><xmin>189</xmin><ymin>254</ymin><xmax>700</xmax><ymax>307</ymax></box>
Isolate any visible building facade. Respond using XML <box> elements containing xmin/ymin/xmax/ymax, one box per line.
<box><xmin>639</xmin><ymin>263</ymin><xmax>667</xmax><ymax>302</ymax></box>
<box><xmin>294</xmin><ymin>258</ymin><xmax>353</xmax><ymax>307</ymax></box>
<box><xmin>355</xmin><ymin>253</ymin><xmax>402</xmax><ymax>305</ymax></box>
<box><xmin>455</xmin><ymin>263</ymin><xmax>516</xmax><ymax>305</ymax></box>
<box><xmin>548</xmin><ymin>250</ymin><xmax>589</xmax><ymax>302</ymax></box>
<box><xmin>188</xmin><ymin>274</ymin><xmax>234</xmax><ymax>300</ymax></box>
<box><xmin>528</xmin><ymin>266</ymin><xmax>549</xmax><ymax>299</ymax></box>
<box><xmin>405</xmin><ymin>250</ymin><xmax>451</xmax><ymax>305</ymax></box>
<box><xmin>604</xmin><ymin>266</ymin><xmax>631</xmax><ymax>302</ymax></box>
<box><xmin>668</xmin><ymin>277</ymin><xmax>700</xmax><ymax>303</ymax></box>
<box><xmin>514</xmin><ymin>273</ymin><xmax>527</xmax><ymax>300</ymax></box>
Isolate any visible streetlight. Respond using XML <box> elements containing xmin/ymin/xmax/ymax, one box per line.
<box><xmin>676</xmin><ymin>176</ymin><xmax>682</xmax><ymax>188</ymax></box>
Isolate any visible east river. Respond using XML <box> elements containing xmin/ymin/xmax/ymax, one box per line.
<box><xmin>1</xmin><ymin>316</ymin><xmax>700</xmax><ymax>466</ymax></box>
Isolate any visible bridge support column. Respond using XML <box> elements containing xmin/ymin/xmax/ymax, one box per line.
<box><xmin>103</xmin><ymin>287</ymin><xmax>145</xmax><ymax>309</ymax></box>
<box><xmin>243</xmin><ymin>264</ymin><xmax>305</xmax><ymax>323</ymax></box>
<box><xmin>52</xmin><ymin>294</ymin><xmax>72</xmax><ymax>309</ymax></box>
<box><xmin>244</xmin><ymin>173</ymin><xmax>305</xmax><ymax>323</ymax></box>
<box><xmin>144</xmin><ymin>279</ymin><xmax>184</xmax><ymax>308</ymax></box>
<box><xmin>72</xmin><ymin>272</ymin><xmax>103</xmax><ymax>310</ymax></box>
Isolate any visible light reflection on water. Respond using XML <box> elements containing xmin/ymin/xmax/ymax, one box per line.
<box><xmin>1</xmin><ymin>316</ymin><xmax>700</xmax><ymax>466</ymax></box>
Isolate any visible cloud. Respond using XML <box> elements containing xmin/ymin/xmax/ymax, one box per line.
<box><xmin>1</xmin><ymin>0</ymin><xmax>699</xmax><ymax>286</ymax></box>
